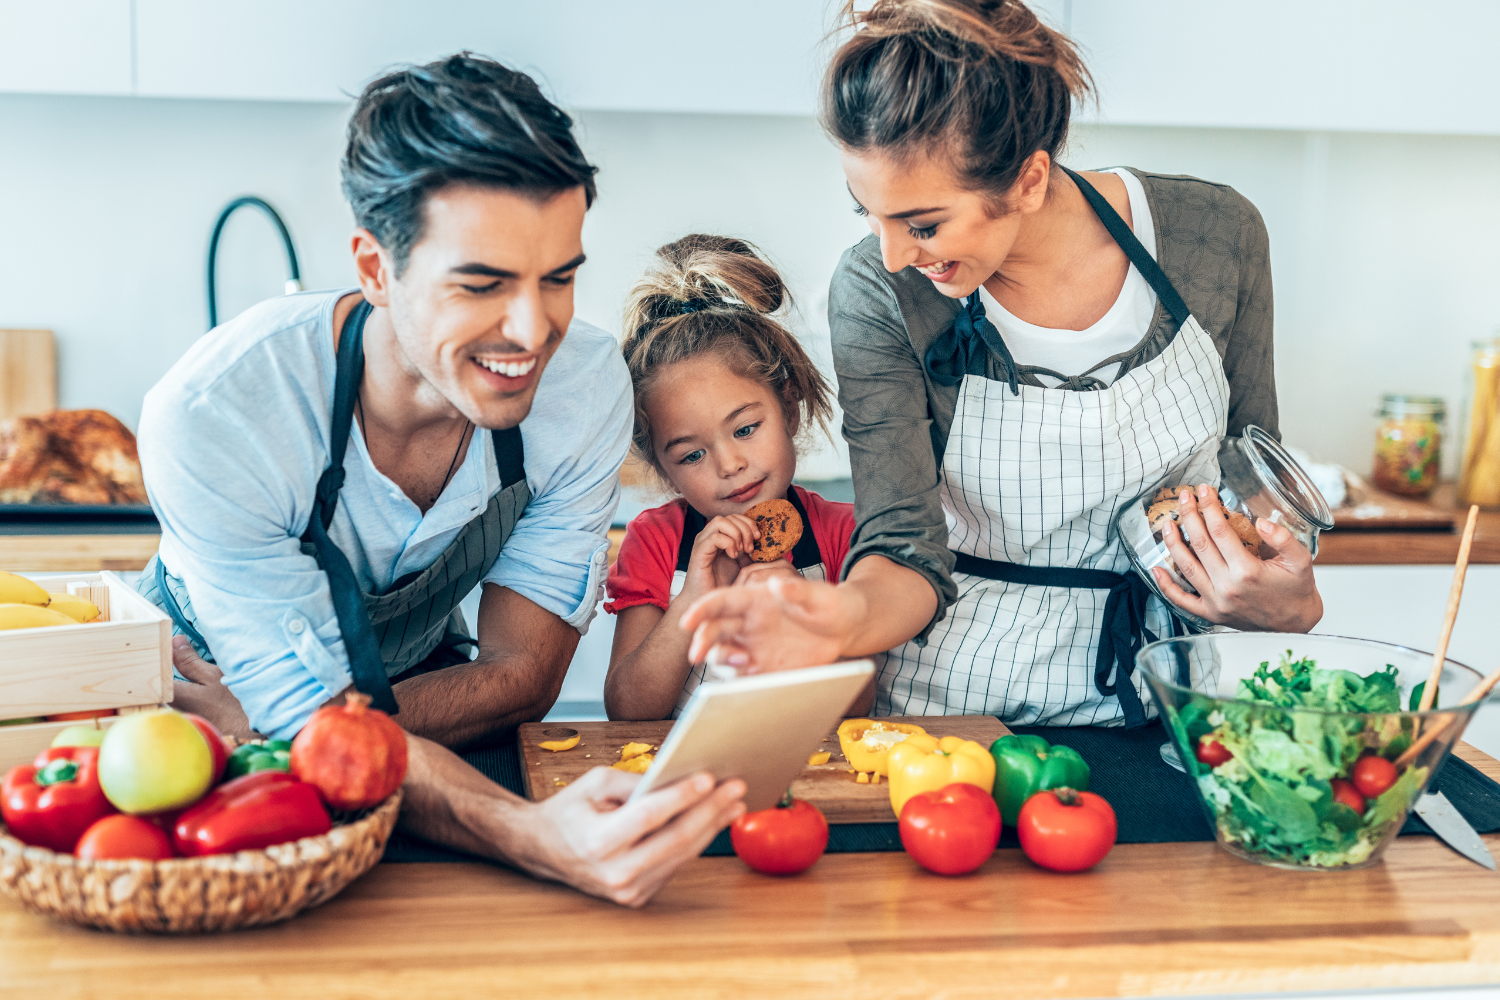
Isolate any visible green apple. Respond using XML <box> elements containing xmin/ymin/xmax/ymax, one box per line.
<box><xmin>52</xmin><ymin>724</ymin><xmax>107</xmax><ymax>748</ymax></box>
<box><xmin>98</xmin><ymin>710</ymin><xmax>213</xmax><ymax>814</ymax></box>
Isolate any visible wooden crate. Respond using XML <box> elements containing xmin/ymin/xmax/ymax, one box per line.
<box><xmin>0</xmin><ymin>571</ymin><xmax>170</xmax><ymax>771</ymax></box>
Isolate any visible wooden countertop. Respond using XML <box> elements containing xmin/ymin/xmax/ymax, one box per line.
<box><xmin>1320</xmin><ymin>482</ymin><xmax>1500</xmax><ymax>566</ymax></box>
<box><xmin>5</xmin><ymin>744</ymin><xmax>1500</xmax><ymax>998</ymax></box>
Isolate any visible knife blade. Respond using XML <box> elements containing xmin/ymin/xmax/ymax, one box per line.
<box><xmin>1412</xmin><ymin>791</ymin><xmax>1497</xmax><ymax>869</ymax></box>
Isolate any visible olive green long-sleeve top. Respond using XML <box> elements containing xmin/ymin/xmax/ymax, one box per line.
<box><xmin>828</xmin><ymin>169</ymin><xmax>1279</xmax><ymax>641</ymax></box>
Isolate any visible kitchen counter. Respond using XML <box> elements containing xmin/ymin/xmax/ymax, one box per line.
<box><xmin>1320</xmin><ymin>483</ymin><xmax>1500</xmax><ymax>566</ymax></box>
<box><xmin>5</xmin><ymin>744</ymin><xmax>1500</xmax><ymax>998</ymax></box>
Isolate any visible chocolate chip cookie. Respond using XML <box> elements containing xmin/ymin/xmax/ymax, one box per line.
<box><xmin>745</xmin><ymin>498</ymin><xmax>804</xmax><ymax>563</ymax></box>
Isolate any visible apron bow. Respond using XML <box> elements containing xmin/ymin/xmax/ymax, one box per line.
<box><xmin>923</xmin><ymin>293</ymin><xmax>1022</xmax><ymax>395</ymax></box>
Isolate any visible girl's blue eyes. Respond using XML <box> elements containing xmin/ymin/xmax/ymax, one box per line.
<box><xmin>677</xmin><ymin>423</ymin><xmax>761</xmax><ymax>465</ymax></box>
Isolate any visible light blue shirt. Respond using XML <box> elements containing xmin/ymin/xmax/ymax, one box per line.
<box><xmin>138</xmin><ymin>289</ymin><xmax>630</xmax><ymax>738</ymax></box>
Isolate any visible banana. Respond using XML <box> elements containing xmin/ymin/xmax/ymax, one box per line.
<box><xmin>0</xmin><ymin>603</ymin><xmax>78</xmax><ymax>630</ymax></box>
<box><xmin>46</xmin><ymin>592</ymin><xmax>100</xmax><ymax>623</ymax></box>
<box><xmin>0</xmin><ymin>571</ymin><xmax>49</xmax><ymax>607</ymax></box>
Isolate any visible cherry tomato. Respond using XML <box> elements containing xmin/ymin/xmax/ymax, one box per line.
<box><xmin>898</xmin><ymin>782</ymin><xmax>1001</xmax><ymax>876</ymax></box>
<box><xmin>1352</xmin><ymin>756</ymin><xmax>1398</xmax><ymax>799</ymax></box>
<box><xmin>75</xmin><ymin>814</ymin><xmax>174</xmax><ymax>860</ymax></box>
<box><xmin>183</xmin><ymin>714</ymin><xmax>229</xmax><ymax>784</ymax></box>
<box><xmin>1017</xmin><ymin>787</ymin><xmax>1117</xmax><ymax>873</ymax></box>
<box><xmin>1195</xmin><ymin>737</ymin><xmax>1233</xmax><ymax>767</ymax></box>
<box><xmin>730</xmin><ymin>796</ymin><xmax>828</xmax><ymax>875</ymax></box>
<box><xmin>1330</xmin><ymin>778</ymin><xmax>1366</xmax><ymax>815</ymax></box>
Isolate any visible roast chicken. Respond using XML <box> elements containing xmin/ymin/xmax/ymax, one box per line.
<box><xmin>0</xmin><ymin>409</ymin><xmax>148</xmax><ymax>505</ymax></box>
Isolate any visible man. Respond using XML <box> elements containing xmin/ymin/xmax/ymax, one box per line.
<box><xmin>135</xmin><ymin>53</ymin><xmax>745</xmax><ymax>906</ymax></box>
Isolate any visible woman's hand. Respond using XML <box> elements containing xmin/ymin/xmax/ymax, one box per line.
<box><xmin>170</xmin><ymin>636</ymin><xmax>258</xmax><ymax>739</ymax></box>
<box><xmin>680</xmin><ymin>572</ymin><xmax>861</xmax><ymax>672</ymax></box>
<box><xmin>683</xmin><ymin>514</ymin><xmax>759</xmax><ymax>596</ymax></box>
<box><xmin>1153</xmin><ymin>485</ymin><xmax>1322</xmax><ymax>632</ymax></box>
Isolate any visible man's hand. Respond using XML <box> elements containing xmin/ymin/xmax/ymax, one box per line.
<box><xmin>510</xmin><ymin>767</ymin><xmax>747</xmax><ymax>907</ymax></box>
<box><xmin>169</xmin><ymin>635</ymin><xmax>257</xmax><ymax>738</ymax></box>
<box><xmin>397</xmin><ymin>734</ymin><xmax>746</xmax><ymax>908</ymax></box>
<box><xmin>1153</xmin><ymin>484</ymin><xmax>1322</xmax><ymax>632</ymax></box>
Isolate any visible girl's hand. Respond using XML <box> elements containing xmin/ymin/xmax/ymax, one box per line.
<box><xmin>1153</xmin><ymin>485</ymin><xmax>1322</xmax><ymax>632</ymax></box>
<box><xmin>732</xmin><ymin>558</ymin><xmax>800</xmax><ymax>588</ymax></box>
<box><xmin>682</xmin><ymin>514</ymin><xmax>759</xmax><ymax>596</ymax></box>
<box><xmin>680</xmin><ymin>573</ymin><xmax>861</xmax><ymax>673</ymax></box>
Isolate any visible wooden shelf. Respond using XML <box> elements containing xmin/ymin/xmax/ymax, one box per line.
<box><xmin>0</xmin><ymin>534</ymin><xmax>159</xmax><ymax>572</ymax></box>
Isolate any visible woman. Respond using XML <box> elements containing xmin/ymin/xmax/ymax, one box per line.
<box><xmin>682</xmin><ymin>0</ymin><xmax>1321</xmax><ymax>727</ymax></box>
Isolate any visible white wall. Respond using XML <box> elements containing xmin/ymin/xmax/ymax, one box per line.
<box><xmin>3</xmin><ymin>92</ymin><xmax>1499</xmax><ymax>481</ymax></box>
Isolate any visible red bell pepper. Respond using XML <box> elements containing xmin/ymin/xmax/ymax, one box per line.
<box><xmin>172</xmin><ymin>771</ymin><xmax>330</xmax><ymax>857</ymax></box>
<box><xmin>2</xmin><ymin>746</ymin><xmax>116</xmax><ymax>853</ymax></box>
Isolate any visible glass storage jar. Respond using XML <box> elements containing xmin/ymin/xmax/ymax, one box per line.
<box><xmin>1372</xmin><ymin>394</ymin><xmax>1445</xmax><ymax>498</ymax></box>
<box><xmin>1114</xmin><ymin>426</ymin><xmax>1334</xmax><ymax>631</ymax></box>
<box><xmin>1458</xmin><ymin>339</ymin><xmax>1500</xmax><ymax>509</ymax></box>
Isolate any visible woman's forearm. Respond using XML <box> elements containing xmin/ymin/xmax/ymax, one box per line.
<box><xmin>836</xmin><ymin>556</ymin><xmax>940</xmax><ymax>658</ymax></box>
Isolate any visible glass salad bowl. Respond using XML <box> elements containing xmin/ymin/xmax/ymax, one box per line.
<box><xmin>1137</xmin><ymin>632</ymin><xmax>1490</xmax><ymax>871</ymax></box>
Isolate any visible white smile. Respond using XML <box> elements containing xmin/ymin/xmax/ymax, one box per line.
<box><xmin>916</xmin><ymin>260</ymin><xmax>955</xmax><ymax>276</ymax></box>
<box><xmin>475</xmin><ymin>356</ymin><xmax>538</xmax><ymax>378</ymax></box>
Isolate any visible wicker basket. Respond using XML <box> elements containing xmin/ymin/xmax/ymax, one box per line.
<box><xmin>0</xmin><ymin>790</ymin><xmax>400</xmax><ymax>933</ymax></box>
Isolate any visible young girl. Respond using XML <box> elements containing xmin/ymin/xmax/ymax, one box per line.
<box><xmin>604</xmin><ymin>234</ymin><xmax>858</xmax><ymax>720</ymax></box>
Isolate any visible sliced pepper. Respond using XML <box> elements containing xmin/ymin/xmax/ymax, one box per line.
<box><xmin>807</xmin><ymin>752</ymin><xmax>831</xmax><ymax>766</ymax></box>
<box><xmin>619</xmin><ymin>742</ymin><xmax>653</xmax><ymax>761</ymax></box>
<box><xmin>989</xmin><ymin>734</ymin><xmax>1091</xmax><ymax>827</ymax></box>
<box><xmin>612</xmin><ymin>754</ymin><xmax>653</xmax><ymax>774</ymax></box>
<box><xmin>172</xmin><ymin>771</ymin><xmax>330</xmax><ymax>856</ymax></box>
<box><xmin>887</xmin><ymin>734</ymin><xmax>995</xmax><ymax>817</ymax></box>
<box><xmin>539</xmin><ymin>734</ymin><xmax>581</xmax><ymax>752</ymax></box>
<box><xmin>1</xmin><ymin>746</ymin><xmax>116</xmax><ymax>853</ymax></box>
<box><xmin>836</xmin><ymin>719</ymin><xmax>927</xmax><ymax>776</ymax></box>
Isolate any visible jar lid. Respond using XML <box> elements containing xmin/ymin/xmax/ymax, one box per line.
<box><xmin>1379</xmin><ymin>394</ymin><xmax>1446</xmax><ymax>416</ymax></box>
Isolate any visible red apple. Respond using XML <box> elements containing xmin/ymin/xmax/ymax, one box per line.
<box><xmin>183</xmin><ymin>714</ymin><xmax>229</xmax><ymax>784</ymax></box>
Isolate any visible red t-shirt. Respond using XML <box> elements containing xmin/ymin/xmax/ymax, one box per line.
<box><xmin>606</xmin><ymin>485</ymin><xmax>855</xmax><ymax>615</ymax></box>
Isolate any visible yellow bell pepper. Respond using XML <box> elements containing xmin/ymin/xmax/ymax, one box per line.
<box><xmin>619</xmin><ymin>742</ymin><xmax>653</xmax><ymax>761</ymax></box>
<box><xmin>887</xmin><ymin>734</ymin><xmax>996</xmax><ymax>817</ymax></box>
<box><xmin>538</xmin><ymin>734</ymin><xmax>580</xmax><ymax>752</ymax></box>
<box><xmin>837</xmin><ymin>719</ymin><xmax>927</xmax><ymax>776</ymax></box>
<box><xmin>807</xmin><ymin>751</ymin><xmax>831</xmax><ymax>766</ymax></box>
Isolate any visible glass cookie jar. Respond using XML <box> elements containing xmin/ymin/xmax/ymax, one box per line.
<box><xmin>1114</xmin><ymin>426</ymin><xmax>1334</xmax><ymax>631</ymax></box>
<box><xmin>1373</xmin><ymin>394</ymin><xmax>1445</xmax><ymax>498</ymax></box>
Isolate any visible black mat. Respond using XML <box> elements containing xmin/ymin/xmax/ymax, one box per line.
<box><xmin>380</xmin><ymin>722</ymin><xmax>1500</xmax><ymax>862</ymax></box>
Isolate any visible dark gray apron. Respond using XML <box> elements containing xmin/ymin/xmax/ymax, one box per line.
<box><xmin>138</xmin><ymin>300</ymin><xmax>531</xmax><ymax>715</ymax></box>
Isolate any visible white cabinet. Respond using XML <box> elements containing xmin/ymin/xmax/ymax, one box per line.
<box><xmin>0</xmin><ymin>0</ymin><xmax>132</xmax><ymax>96</ymax></box>
<box><xmin>1069</xmin><ymin>0</ymin><xmax>1500</xmax><ymax>135</ymax></box>
<box><xmin>133</xmin><ymin>0</ymin><xmax>829</xmax><ymax>113</ymax></box>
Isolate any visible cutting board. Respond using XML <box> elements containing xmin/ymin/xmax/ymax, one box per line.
<box><xmin>517</xmin><ymin>714</ymin><xmax>1010</xmax><ymax>824</ymax></box>
<box><xmin>1331</xmin><ymin>477</ymin><xmax>1457</xmax><ymax>531</ymax></box>
<box><xmin>0</xmin><ymin>329</ymin><xmax>56</xmax><ymax>420</ymax></box>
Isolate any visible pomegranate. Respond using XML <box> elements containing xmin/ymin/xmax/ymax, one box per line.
<box><xmin>290</xmin><ymin>692</ymin><xmax>407</xmax><ymax>810</ymax></box>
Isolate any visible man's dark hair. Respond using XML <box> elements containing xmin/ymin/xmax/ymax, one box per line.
<box><xmin>341</xmin><ymin>52</ymin><xmax>598</xmax><ymax>275</ymax></box>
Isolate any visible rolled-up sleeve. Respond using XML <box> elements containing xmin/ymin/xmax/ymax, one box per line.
<box><xmin>483</xmin><ymin>336</ymin><xmax>630</xmax><ymax>633</ymax></box>
<box><xmin>140</xmin><ymin>388</ymin><xmax>348</xmax><ymax>740</ymax></box>
<box><xmin>829</xmin><ymin>249</ymin><xmax>957</xmax><ymax>642</ymax></box>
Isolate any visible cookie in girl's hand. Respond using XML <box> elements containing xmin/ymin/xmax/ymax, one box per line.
<box><xmin>745</xmin><ymin>498</ymin><xmax>804</xmax><ymax>562</ymax></box>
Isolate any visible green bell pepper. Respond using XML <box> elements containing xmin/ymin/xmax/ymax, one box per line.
<box><xmin>989</xmin><ymin>734</ymin><xmax>1091</xmax><ymax>826</ymax></box>
<box><xmin>224</xmin><ymin>742</ymin><xmax>292</xmax><ymax>780</ymax></box>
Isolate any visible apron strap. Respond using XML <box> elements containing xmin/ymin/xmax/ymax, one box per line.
<box><xmin>923</xmin><ymin>293</ymin><xmax>1023</xmax><ymax>395</ymax></box>
<box><xmin>1062</xmin><ymin>167</ymin><xmax>1191</xmax><ymax>330</ymax></box>
<box><xmin>952</xmin><ymin>551</ymin><xmax>1184</xmax><ymax>729</ymax></box>
<box><xmin>492</xmin><ymin>426</ymin><xmax>525</xmax><ymax>491</ymax></box>
<box><xmin>300</xmin><ymin>299</ymin><xmax>399</xmax><ymax>715</ymax></box>
<box><xmin>153</xmin><ymin>556</ymin><xmax>212</xmax><ymax>656</ymax></box>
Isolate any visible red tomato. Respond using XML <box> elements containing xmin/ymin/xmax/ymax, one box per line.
<box><xmin>75</xmin><ymin>814</ymin><xmax>174</xmax><ymax>860</ymax></box>
<box><xmin>1330</xmin><ymin>778</ymin><xmax>1366</xmax><ymax>814</ymax></box>
<box><xmin>731</xmin><ymin>796</ymin><xmax>828</xmax><ymax>875</ymax></box>
<box><xmin>898</xmin><ymin>782</ymin><xmax>1001</xmax><ymax>876</ymax></box>
<box><xmin>1352</xmin><ymin>756</ymin><xmax>1398</xmax><ymax>799</ymax></box>
<box><xmin>1195</xmin><ymin>737</ymin><xmax>1232</xmax><ymax>767</ymax></box>
<box><xmin>182</xmin><ymin>714</ymin><xmax>229</xmax><ymax>784</ymax></box>
<box><xmin>1017</xmin><ymin>788</ymin><xmax>1117</xmax><ymax>873</ymax></box>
